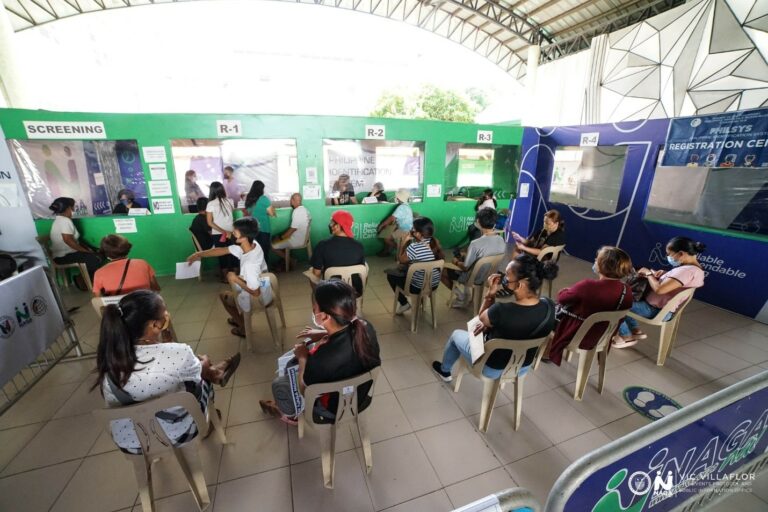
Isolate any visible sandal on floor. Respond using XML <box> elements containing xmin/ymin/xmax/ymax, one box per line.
<box><xmin>612</xmin><ymin>335</ymin><xmax>639</xmax><ymax>349</ymax></box>
<box><xmin>630</xmin><ymin>330</ymin><xmax>648</xmax><ymax>340</ymax></box>
<box><xmin>218</xmin><ymin>353</ymin><xmax>241</xmax><ymax>387</ymax></box>
<box><xmin>280</xmin><ymin>415</ymin><xmax>299</xmax><ymax>426</ymax></box>
<box><xmin>231</xmin><ymin>327</ymin><xmax>246</xmax><ymax>338</ymax></box>
<box><xmin>226</xmin><ymin>318</ymin><xmax>239</xmax><ymax>327</ymax></box>
<box><xmin>259</xmin><ymin>400</ymin><xmax>282</xmax><ymax>418</ymax></box>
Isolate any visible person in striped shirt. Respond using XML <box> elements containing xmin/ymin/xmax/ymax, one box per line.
<box><xmin>387</xmin><ymin>216</ymin><xmax>445</xmax><ymax>315</ymax></box>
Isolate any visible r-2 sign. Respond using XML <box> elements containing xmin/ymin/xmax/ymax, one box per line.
<box><xmin>217</xmin><ymin>120</ymin><xmax>242</xmax><ymax>137</ymax></box>
<box><xmin>477</xmin><ymin>130</ymin><xmax>493</xmax><ymax>143</ymax></box>
<box><xmin>365</xmin><ymin>125</ymin><xmax>386</xmax><ymax>139</ymax></box>
<box><xmin>580</xmin><ymin>132</ymin><xmax>599</xmax><ymax>147</ymax></box>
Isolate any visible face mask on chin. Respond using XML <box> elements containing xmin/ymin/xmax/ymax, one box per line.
<box><xmin>311</xmin><ymin>312</ymin><xmax>324</xmax><ymax>329</ymax></box>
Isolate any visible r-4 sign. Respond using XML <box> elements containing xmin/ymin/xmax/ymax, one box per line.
<box><xmin>477</xmin><ymin>130</ymin><xmax>493</xmax><ymax>144</ymax></box>
<box><xmin>365</xmin><ymin>125</ymin><xmax>386</xmax><ymax>139</ymax></box>
<box><xmin>217</xmin><ymin>120</ymin><xmax>242</xmax><ymax>137</ymax></box>
<box><xmin>580</xmin><ymin>132</ymin><xmax>599</xmax><ymax>147</ymax></box>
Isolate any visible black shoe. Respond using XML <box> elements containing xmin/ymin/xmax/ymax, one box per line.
<box><xmin>432</xmin><ymin>361</ymin><xmax>452</xmax><ymax>382</ymax></box>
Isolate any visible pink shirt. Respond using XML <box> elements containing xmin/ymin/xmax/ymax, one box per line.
<box><xmin>646</xmin><ymin>265</ymin><xmax>705</xmax><ymax>309</ymax></box>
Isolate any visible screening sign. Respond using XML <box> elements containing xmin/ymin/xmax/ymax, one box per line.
<box><xmin>662</xmin><ymin>108</ymin><xmax>768</xmax><ymax>168</ymax></box>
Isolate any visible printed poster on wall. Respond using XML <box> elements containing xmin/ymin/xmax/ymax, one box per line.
<box><xmin>151</xmin><ymin>198</ymin><xmax>175</xmax><ymax>214</ymax></box>
<box><xmin>551</xmin><ymin>149</ymin><xmax>582</xmax><ymax>196</ymax></box>
<box><xmin>662</xmin><ymin>108</ymin><xmax>768</xmax><ymax>168</ymax></box>
<box><xmin>115</xmin><ymin>140</ymin><xmax>147</xmax><ymax>205</ymax></box>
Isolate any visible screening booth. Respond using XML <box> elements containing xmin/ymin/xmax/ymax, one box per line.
<box><xmin>512</xmin><ymin>110</ymin><xmax>768</xmax><ymax>322</ymax></box>
<box><xmin>0</xmin><ymin>109</ymin><xmax>523</xmax><ymax>276</ymax></box>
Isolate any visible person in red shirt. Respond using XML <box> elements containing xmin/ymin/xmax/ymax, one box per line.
<box><xmin>93</xmin><ymin>235</ymin><xmax>161</xmax><ymax>297</ymax></box>
<box><xmin>544</xmin><ymin>246</ymin><xmax>633</xmax><ymax>365</ymax></box>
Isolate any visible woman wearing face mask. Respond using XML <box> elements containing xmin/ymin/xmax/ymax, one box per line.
<box><xmin>613</xmin><ymin>237</ymin><xmax>706</xmax><ymax>348</ymax></box>
<box><xmin>511</xmin><ymin>209</ymin><xmax>566</xmax><ymax>259</ymax></box>
<box><xmin>544</xmin><ymin>246</ymin><xmax>633</xmax><ymax>365</ymax></box>
<box><xmin>432</xmin><ymin>254</ymin><xmax>557</xmax><ymax>382</ymax></box>
<box><xmin>259</xmin><ymin>280</ymin><xmax>381</xmax><ymax>425</ymax></box>
<box><xmin>93</xmin><ymin>290</ymin><xmax>240</xmax><ymax>453</ymax></box>
<box><xmin>112</xmin><ymin>189</ymin><xmax>143</xmax><ymax>215</ymax></box>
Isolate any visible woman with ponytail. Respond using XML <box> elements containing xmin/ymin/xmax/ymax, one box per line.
<box><xmin>613</xmin><ymin>237</ymin><xmax>706</xmax><ymax>348</ymax></box>
<box><xmin>432</xmin><ymin>254</ymin><xmax>557</xmax><ymax>382</ymax></box>
<box><xmin>260</xmin><ymin>280</ymin><xmax>381</xmax><ymax>425</ymax></box>
<box><xmin>95</xmin><ymin>290</ymin><xmax>240</xmax><ymax>453</ymax></box>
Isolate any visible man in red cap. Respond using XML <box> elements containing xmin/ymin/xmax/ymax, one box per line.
<box><xmin>303</xmin><ymin>210</ymin><xmax>366</xmax><ymax>294</ymax></box>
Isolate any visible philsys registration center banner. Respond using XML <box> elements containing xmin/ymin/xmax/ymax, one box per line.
<box><xmin>562</xmin><ymin>386</ymin><xmax>768</xmax><ymax>512</ymax></box>
<box><xmin>662</xmin><ymin>108</ymin><xmax>768</xmax><ymax>168</ymax></box>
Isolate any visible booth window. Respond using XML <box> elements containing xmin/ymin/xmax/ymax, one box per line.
<box><xmin>444</xmin><ymin>143</ymin><xmax>518</xmax><ymax>202</ymax></box>
<box><xmin>645</xmin><ymin>164</ymin><xmax>768</xmax><ymax>237</ymax></box>
<box><xmin>8</xmin><ymin>139</ymin><xmax>146</xmax><ymax>219</ymax></box>
<box><xmin>549</xmin><ymin>146</ymin><xmax>627</xmax><ymax>213</ymax></box>
<box><xmin>171</xmin><ymin>139</ymin><xmax>298</xmax><ymax>213</ymax></box>
<box><xmin>322</xmin><ymin>139</ymin><xmax>424</xmax><ymax>205</ymax></box>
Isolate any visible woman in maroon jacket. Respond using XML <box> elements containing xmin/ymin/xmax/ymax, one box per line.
<box><xmin>545</xmin><ymin>246</ymin><xmax>634</xmax><ymax>365</ymax></box>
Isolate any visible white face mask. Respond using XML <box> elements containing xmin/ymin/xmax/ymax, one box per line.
<box><xmin>311</xmin><ymin>312</ymin><xmax>324</xmax><ymax>329</ymax></box>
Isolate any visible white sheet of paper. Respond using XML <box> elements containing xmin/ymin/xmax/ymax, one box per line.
<box><xmin>152</xmin><ymin>198</ymin><xmax>175</xmax><ymax>214</ymax></box>
<box><xmin>93</xmin><ymin>173</ymin><xmax>105</xmax><ymax>186</ymax></box>
<box><xmin>303</xmin><ymin>184</ymin><xmax>321</xmax><ymax>200</ymax></box>
<box><xmin>519</xmin><ymin>183</ymin><xmax>530</xmax><ymax>198</ymax></box>
<box><xmin>142</xmin><ymin>146</ymin><xmax>167</xmax><ymax>163</ymax></box>
<box><xmin>467</xmin><ymin>316</ymin><xmax>485</xmax><ymax>364</ymax></box>
<box><xmin>427</xmin><ymin>184</ymin><xmax>442</xmax><ymax>198</ymax></box>
<box><xmin>128</xmin><ymin>208</ymin><xmax>150</xmax><ymax>216</ymax></box>
<box><xmin>176</xmin><ymin>261</ymin><xmax>200</xmax><ymax>280</ymax></box>
<box><xmin>361</xmin><ymin>196</ymin><xmax>378</xmax><ymax>204</ymax></box>
<box><xmin>148</xmin><ymin>180</ymin><xmax>172</xmax><ymax>197</ymax></box>
<box><xmin>113</xmin><ymin>218</ymin><xmax>137</xmax><ymax>234</ymax></box>
<box><xmin>305</xmin><ymin>166</ymin><xmax>318</xmax><ymax>183</ymax></box>
<box><xmin>148</xmin><ymin>163</ymin><xmax>167</xmax><ymax>181</ymax></box>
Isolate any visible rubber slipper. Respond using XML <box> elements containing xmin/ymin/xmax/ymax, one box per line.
<box><xmin>219</xmin><ymin>353</ymin><xmax>241</xmax><ymax>387</ymax></box>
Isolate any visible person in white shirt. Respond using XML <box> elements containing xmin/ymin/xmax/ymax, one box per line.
<box><xmin>48</xmin><ymin>196</ymin><xmax>102</xmax><ymax>286</ymax></box>
<box><xmin>271</xmin><ymin>193</ymin><xmax>311</xmax><ymax>270</ymax></box>
<box><xmin>205</xmin><ymin>181</ymin><xmax>237</xmax><ymax>280</ymax></box>
<box><xmin>188</xmin><ymin>217</ymin><xmax>268</xmax><ymax>337</ymax></box>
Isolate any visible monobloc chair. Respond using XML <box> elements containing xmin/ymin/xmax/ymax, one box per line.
<box><xmin>391</xmin><ymin>260</ymin><xmax>445</xmax><ymax>332</ymax></box>
<box><xmin>534</xmin><ymin>309</ymin><xmax>628</xmax><ymax>401</ymax></box>
<box><xmin>37</xmin><ymin>235</ymin><xmax>93</xmax><ymax>291</ymax></box>
<box><xmin>298</xmin><ymin>367</ymin><xmax>380</xmax><ymax>489</ymax></box>
<box><xmin>453</xmin><ymin>336</ymin><xmax>549</xmax><ymax>432</ymax></box>
<box><xmin>283</xmin><ymin>221</ymin><xmax>313</xmax><ymax>272</ymax></box>
<box><xmin>93</xmin><ymin>391</ymin><xmax>227</xmax><ymax>512</ymax></box>
<box><xmin>190</xmin><ymin>234</ymin><xmax>204</xmax><ymax>282</ymax></box>
<box><xmin>238</xmin><ymin>272</ymin><xmax>286</xmax><ymax>352</ymax></box>
<box><xmin>446</xmin><ymin>253</ymin><xmax>504</xmax><ymax>314</ymax></box>
<box><xmin>324</xmin><ymin>264</ymin><xmax>369</xmax><ymax>314</ymax></box>
<box><xmin>91</xmin><ymin>295</ymin><xmax>180</xmax><ymax>342</ymax></box>
<box><xmin>627</xmin><ymin>287</ymin><xmax>695</xmax><ymax>366</ymax></box>
<box><xmin>537</xmin><ymin>244</ymin><xmax>566</xmax><ymax>298</ymax></box>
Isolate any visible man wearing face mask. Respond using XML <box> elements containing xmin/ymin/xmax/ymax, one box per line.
<box><xmin>303</xmin><ymin>210</ymin><xmax>366</xmax><ymax>294</ymax></box>
<box><xmin>187</xmin><ymin>217</ymin><xmax>267</xmax><ymax>337</ymax></box>
<box><xmin>432</xmin><ymin>254</ymin><xmax>558</xmax><ymax>382</ymax></box>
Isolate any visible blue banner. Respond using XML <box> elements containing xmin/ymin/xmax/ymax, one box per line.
<box><xmin>563</xmin><ymin>386</ymin><xmax>768</xmax><ymax>512</ymax></box>
<box><xmin>662</xmin><ymin>108</ymin><xmax>768</xmax><ymax>168</ymax></box>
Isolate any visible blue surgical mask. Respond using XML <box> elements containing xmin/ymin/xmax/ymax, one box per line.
<box><xmin>667</xmin><ymin>255</ymin><xmax>681</xmax><ymax>267</ymax></box>
<box><xmin>120</xmin><ymin>199</ymin><xmax>129</xmax><ymax>206</ymax></box>
<box><xmin>592</xmin><ymin>262</ymin><xmax>599</xmax><ymax>275</ymax></box>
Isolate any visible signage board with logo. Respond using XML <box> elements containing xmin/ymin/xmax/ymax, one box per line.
<box><xmin>0</xmin><ymin>266</ymin><xmax>65</xmax><ymax>387</ymax></box>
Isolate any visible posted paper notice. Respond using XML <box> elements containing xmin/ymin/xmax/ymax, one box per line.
<box><xmin>176</xmin><ymin>261</ymin><xmax>201</xmax><ymax>280</ymax></box>
<box><xmin>467</xmin><ymin>316</ymin><xmax>485</xmax><ymax>364</ymax></box>
<box><xmin>152</xmin><ymin>198</ymin><xmax>175</xmax><ymax>214</ymax></box>
<box><xmin>149</xmin><ymin>163</ymin><xmax>167</xmax><ymax>181</ymax></box>
<box><xmin>148</xmin><ymin>180</ymin><xmax>172</xmax><ymax>197</ymax></box>
<box><xmin>142</xmin><ymin>146</ymin><xmax>167</xmax><ymax>163</ymax></box>
<box><xmin>113</xmin><ymin>218</ymin><xmax>137</xmax><ymax>234</ymax></box>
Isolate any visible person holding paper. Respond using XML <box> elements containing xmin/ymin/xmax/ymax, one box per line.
<box><xmin>271</xmin><ymin>193</ymin><xmax>311</xmax><ymax>271</ymax></box>
<box><xmin>510</xmin><ymin>209</ymin><xmax>566</xmax><ymax>259</ymax></box>
<box><xmin>259</xmin><ymin>280</ymin><xmax>380</xmax><ymax>425</ymax></box>
<box><xmin>111</xmin><ymin>189</ymin><xmax>144</xmax><ymax>215</ymax></box>
<box><xmin>187</xmin><ymin>217</ymin><xmax>267</xmax><ymax>337</ymax></box>
<box><xmin>92</xmin><ymin>235</ymin><xmax>160</xmax><ymax>297</ymax></box>
<box><xmin>432</xmin><ymin>254</ymin><xmax>557</xmax><ymax>382</ymax></box>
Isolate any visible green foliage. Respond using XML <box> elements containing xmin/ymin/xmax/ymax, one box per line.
<box><xmin>371</xmin><ymin>85</ymin><xmax>483</xmax><ymax>123</ymax></box>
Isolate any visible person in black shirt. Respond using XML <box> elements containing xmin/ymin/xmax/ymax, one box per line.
<box><xmin>189</xmin><ymin>197</ymin><xmax>213</xmax><ymax>250</ymax></box>
<box><xmin>511</xmin><ymin>209</ymin><xmax>566</xmax><ymax>259</ymax></box>
<box><xmin>432</xmin><ymin>254</ymin><xmax>557</xmax><ymax>382</ymax></box>
<box><xmin>112</xmin><ymin>189</ymin><xmax>143</xmax><ymax>215</ymax></box>
<box><xmin>303</xmin><ymin>210</ymin><xmax>366</xmax><ymax>294</ymax></box>
<box><xmin>331</xmin><ymin>174</ymin><xmax>358</xmax><ymax>205</ymax></box>
<box><xmin>260</xmin><ymin>280</ymin><xmax>381</xmax><ymax>424</ymax></box>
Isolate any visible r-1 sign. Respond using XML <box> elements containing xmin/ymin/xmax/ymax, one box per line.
<box><xmin>217</xmin><ymin>120</ymin><xmax>242</xmax><ymax>137</ymax></box>
<box><xmin>477</xmin><ymin>130</ymin><xmax>493</xmax><ymax>144</ymax></box>
<box><xmin>365</xmin><ymin>125</ymin><xmax>385</xmax><ymax>139</ymax></box>
<box><xmin>580</xmin><ymin>132</ymin><xmax>599</xmax><ymax>147</ymax></box>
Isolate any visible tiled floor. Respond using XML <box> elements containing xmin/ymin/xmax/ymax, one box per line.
<box><xmin>1</xmin><ymin>254</ymin><xmax>767</xmax><ymax>511</ymax></box>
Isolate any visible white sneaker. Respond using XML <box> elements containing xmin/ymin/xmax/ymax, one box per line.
<box><xmin>395</xmin><ymin>303</ymin><xmax>411</xmax><ymax>315</ymax></box>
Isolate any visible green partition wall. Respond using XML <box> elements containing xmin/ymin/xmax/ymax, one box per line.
<box><xmin>0</xmin><ymin>109</ymin><xmax>522</xmax><ymax>275</ymax></box>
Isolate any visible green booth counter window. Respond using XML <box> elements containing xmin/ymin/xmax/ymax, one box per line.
<box><xmin>443</xmin><ymin>143</ymin><xmax>519</xmax><ymax>206</ymax></box>
<box><xmin>8</xmin><ymin>139</ymin><xmax>146</xmax><ymax>218</ymax></box>
<box><xmin>170</xmin><ymin>138</ymin><xmax>299</xmax><ymax>214</ymax></box>
<box><xmin>549</xmin><ymin>146</ymin><xmax>628</xmax><ymax>214</ymax></box>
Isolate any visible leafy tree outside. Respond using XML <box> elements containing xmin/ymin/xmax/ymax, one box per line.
<box><xmin>371</xmin><ymin>85</ymin><xmax>486</xmax><ymax>123</ymax></box>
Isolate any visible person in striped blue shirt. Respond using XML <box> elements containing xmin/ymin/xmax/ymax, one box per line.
<box><xmin>387</xmin><ymin>217</ymin><xmax>444</xmax><ymax>315</ymax></box>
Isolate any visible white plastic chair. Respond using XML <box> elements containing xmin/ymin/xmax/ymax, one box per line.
<box><xmin>627</xmin><ymin>287</ymin><xmax>696</xmax><ymax>366</ymax></box>
<box><xmin>190</xmin><ymin>234</ymin><xmax>203</xmax><ymax>282</ymax></box>
<box><xmin>324</xmin><ymin>264</ymin><xmax>369</xmax><ymax>315</ymax></box>
<box><xmin>93</xmin><ymin>391</ymin><xmax>226</xmax><ymax>512</ymax></box>
<box><xmin>238</xmin><ymin>272</ymin><xmax>286</xmax><ymax>352</ymax></box>
<box><xmin>535</xmin><ymin>310</ymin><xmax>628</xmax><ymax>401</ymax></box>
<box><xmin>447</xmin><ymin>253</ymin><xmax>504</xmax><ymax>314</ymax></box>
<box><xmin>37</xmin><ymin>235</ymin><xmax>92</xmax><ymax>291</ymax></box>
<box><xmin>453</xmin><ymin>336</ymin><xmax>550</xmax><ymax>432</ymax></box>
<box><xmin>391</xmin><ymin>260</ymin><xmax>444</xmax><ymax>333</ymax></box>
<box><xmin>284</xmin><ymin>220</ymin><xmax>312</xmax><ymax>272</ymax></box>
<box><xmin>298</xmin><ymin>367</ymin><xmax>380</xmax><ymax>489</ymax></box>
<box><xmin>537</xmin><ymin>244</ymin><xmax>566</xmax><ymax>298</ymax></box>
